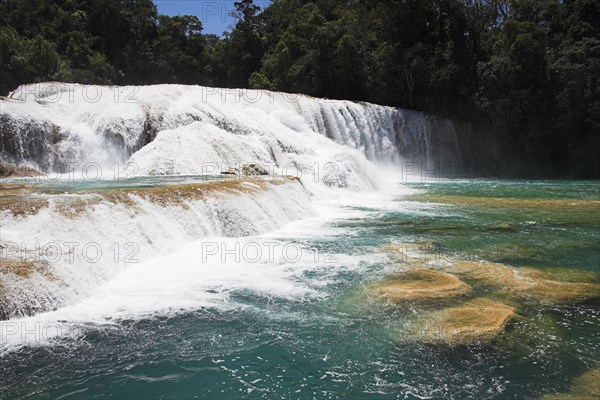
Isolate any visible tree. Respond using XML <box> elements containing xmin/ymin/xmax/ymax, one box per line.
<box><xmin>224</xmin><ymin>0</ymin><xmax>264</xmax><ymax>87</ymax></box>
<box><xmin>0</xmin><ymin>28</ymin><xmax>60</xmax><ymax>93</ymax></box>
<box><xmin>0</xmin><ymin>0</ymin><xmax>598</xmax><ymax>177</ymax></box>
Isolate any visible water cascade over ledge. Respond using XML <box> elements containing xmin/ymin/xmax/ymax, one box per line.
<box><xmin>0</xmin><ymin>83</ymin><xmax>462</xmax><ymax>174</ymax></box>
<box><xmin>0</xmin><ymin>83</ymin><xmax>462</xmax><ymax>325</ymax></box>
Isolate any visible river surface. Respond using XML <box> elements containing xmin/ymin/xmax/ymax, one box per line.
<box><xmin>1</xmin><ymin>179</ymin><xmax>599</xmax><ymax>399</ymax></box>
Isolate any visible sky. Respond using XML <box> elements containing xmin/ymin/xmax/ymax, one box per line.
<box><xmin>153</xmin><ymin>1</ymin><xmax>271</xmax><ymax>36</ymax></box>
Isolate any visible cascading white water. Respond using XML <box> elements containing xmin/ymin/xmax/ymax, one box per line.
<box><xmin>0</xmin><ymin>179</ymin><xmax>313</xmax><ymax>319</ymax></box>
<box><xmin>292</xmin><ymin>97</ymin><xmax>462</xmax><ymax>168</ymax></box>
<box><xmin>0</xmin><ymin>82</ymin><xmax>461</xmax><ymax>328</ymax></box>
<box><xmin>0</xmin><ymin>83</ymin><xmax>462</xmax><ymax>173</ymax></box>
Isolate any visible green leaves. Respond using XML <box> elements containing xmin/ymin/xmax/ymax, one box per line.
<box><xmin>0</xmin><ymin>0</ymin><xmax>597</xmax><ymax>177</ymax></box>
<box><xmin>0</xmin><ymin>27</ymin><xmax>60</xmax><ymax>93</ymax></box>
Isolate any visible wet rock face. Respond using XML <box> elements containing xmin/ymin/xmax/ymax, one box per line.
<box><xmin>0</xmin><ymin>162</ymin><xmax>42</xmax><ymax>177</ymax></box>
<box><xmin>0</xmin><ymin>284</ymin><xmax>7</xmax><ymax>321</ymax></box>
<box><xmin>0</xmin><ymin>114</ymin><xmax>66</xmax><ymax>171</ymax></box>
<box><xmin>242</xmin><ymin>163</ymin><xmax>269</xmax><ymax>176</ymax></box>
<box><xmin>0</xmin><ymin>103</ymin><xmax>158</xmax><ymax>173</ymax></box>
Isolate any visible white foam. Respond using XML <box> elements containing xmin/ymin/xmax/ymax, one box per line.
<box><xmin>1</xmin><ymin>83</ymin><xmax>461</xmax><ymax>172</ymax></box>
<box><xmin>0</xmin><ymin>83</ymin><xmax>458</xmax><ymax>354</ymax></box>
<box><xmin>0</xmin><ymin>180</ymin><xmax>314</xmax><ymax>322</ymax></box>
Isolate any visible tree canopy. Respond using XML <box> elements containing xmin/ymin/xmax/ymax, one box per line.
<box><xmin>1</xmin><ymin>0</ymin><xmax>598</xmax><ymax>177</ymax></box>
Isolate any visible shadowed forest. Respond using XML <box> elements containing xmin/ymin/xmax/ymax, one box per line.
<box><xmin>1</xmin><ymin>0</ymin><xmax>598</xmax><ymax>177</ymax></box>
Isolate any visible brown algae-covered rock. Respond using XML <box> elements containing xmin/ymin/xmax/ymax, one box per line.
<box><xmin>380</xmin><ymin>242</ymin><xmax>438</xmax><ymax>265</ymax></box>
<box><xmin>0</xmin><ymin>177</ymin><xmax>300</xmax><ymax>217</ymax></box>
<box><xmin>518</xmin><ymin>268</ymin><xmax>600</xmax><ymax>303</ymax></box>
<box><xmin>446</xmin><ymin>260</ymin><xmax>526</xmax><ymax>288</ymax></box>
<box><xmin>541</xmin><ymin>369</ymin><xmax>600</xmax><ymax>400</ymax></box>
<box><xmin>444</xmin><ymin>261</ymin><xmax>600</xmax><ymax>304</ymax></box>
<box><xmin>0</xmin><ymin>258</ymin><xmax>54</xmax><ymax>279</ymax></box>
<box><xmin>372</xmin><ymin>269</ymin><xmax>471</xmax><ymax>302</ymax></box>
<box><xmin>406</xmin><ymin>298</ymin><xmax>516</xmax><ymax>345</ymax></box>
<box><xmin>0</xmin><ymin>162</ymin><xmax>43</xmax><ymax>178</ymax></box>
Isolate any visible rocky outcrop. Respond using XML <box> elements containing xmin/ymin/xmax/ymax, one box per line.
<box><xmin>241</xmin><ymin>163</ymin><xmax>269</xmax><ymax>176</ymax></box>
<box><xmin>0</xmin><ymin>114</ymin><xmax>66</xmax><ymax>171</ymax></box>
<box><xmin>407</xmin><ymin>298</ymin><xmax>516</xmax><ymax>345</ymax></box>
<box><xmin>445</xmin><ymin>261</ymin><xmax>600</xmax><ymax>304</ymax></box>
<box><xmin>0</xmin><ymin>162</ymin><xmax>43</xmax><ymax>178</ymax></box>
<box><xmin>371</xmin><ymin>269</ymin><xmax>471</xmax><ymax>302</ymax></box>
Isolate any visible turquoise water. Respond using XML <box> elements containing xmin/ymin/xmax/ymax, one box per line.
<box><xmin>1</xmin><ymin>180</ymin><xmax>599</xmax><ymax>399</ymax></box>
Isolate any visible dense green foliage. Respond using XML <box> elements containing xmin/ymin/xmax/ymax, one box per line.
<box><xmin>0</xmin><ymin>0</ymin><xmax>598</xmax><ymax>177</ymax></box>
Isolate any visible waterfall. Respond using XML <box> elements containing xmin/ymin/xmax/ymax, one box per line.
<box><xmin>0</xmin><ymin>82</ymin><xmax>462</xmax><ymax>325</ymax></box>
<box><xmin>0</xmin><ymin>83</ymin><xmax>462</xmax><ymax>173</ymax></box>
<box><xmin>293</xmin><ymin>97</ymin><xmax>462</xmax><ymax>168</ymax></box>
<box><xmin>0</xmin><ymin>178</ymin><xmax>313</xmax><ymax>319</ymax></box>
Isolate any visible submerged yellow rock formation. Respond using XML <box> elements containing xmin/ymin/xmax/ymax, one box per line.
<box><xmin>518</xmin><ymin>268</ymin><xmax>600</xmax><ymax>302</ymax></box>
<box><xmin>444</xmin><ymin>260</ymin><xmax>600</xmax><ymax>303</ymax></box>
<box><xmin>380</xmin><ymin>242</ymin><xmax>439</xmax><ymax>265</ymax></box>
<box><xmin>372</xmin><ymin>269</ymin><xmax>471</xmax><ymax>302</ymax></box>
<box><xmin>420</xmin><ymin>194</ymin><xmax>600</xmax><ymax>211</ymax></box>
<box><xmin>447</xmin><ymin>260</ymin><xmax>523</xmax><ymax>287</ymax></box>
<box><xmin>541</xmin><ymin>369</ymin><xmax>600</xmax><ymax>400</ymax></box>
<box><xmin>413</xmin><ymin>193</ymin><xmax>600</xmax><ymax>224</ymax></box>
<box><xmin>372</xmin><ymin>246</ymin><xmax>599</xmax><ymax>345</ymax></box>
<box><xmin>407</xmin><ymin>298</ymin><xmax>516</xmax><ymax>345</ymax></box>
